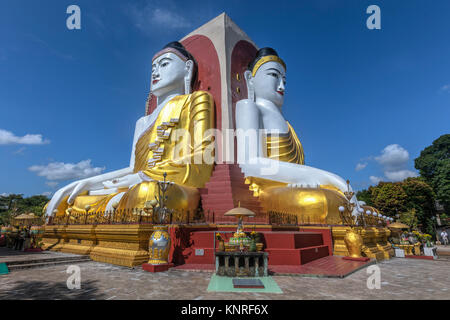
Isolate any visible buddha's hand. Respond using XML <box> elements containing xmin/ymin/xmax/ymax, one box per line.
<box><xmin>102</xmin><ymin>173</ymin><xmax>144</xmax><ymax>189</ymax></box>
<box><xmin>67</xmin><ymin>179</ymin><xmax>94</xmax><ymax>205</ymax></box>
<box><xmin>45</xmin><ymin>181</ymin><xmax>78</xmax><ymax>215</ymax></box>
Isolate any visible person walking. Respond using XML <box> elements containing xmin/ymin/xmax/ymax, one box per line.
<box><xmin>13</xmin><ymin>227</ymin><xmax>21</xmax><ymax>250</ymax></box>
<box><xmin>441</xmin><ymin>230</ymin><xmax>449</xmax><ymax>245</ymax></box>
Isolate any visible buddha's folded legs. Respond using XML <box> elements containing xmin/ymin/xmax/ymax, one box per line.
<box><xmin>116</xmin><ymin>181</ymin><xmax>200</xmax><ymax>213</ymax></box>
<box><xmin>56</xmin><ymin>181</ymin><xmax>200</xmax><ymax>218</ymax></box>
<box><xmin>259</xmin><ymin>186</ymin><xmax>347</xmax><ymax>225</ymax></box>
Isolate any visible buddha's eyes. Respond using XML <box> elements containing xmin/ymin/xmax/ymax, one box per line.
<box><xmin>161</xmin><ymin>61</ymin><xmax>169</xmax><ymax>67</ymax></box>
<box><xmin>268</xmin><ymin>72</ymin><xmax>278</xmax><ymax>78</ymax></box>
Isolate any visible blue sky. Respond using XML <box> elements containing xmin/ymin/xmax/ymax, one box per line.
<box><xmin>0</xmin><ymin>0</ymin><xmax>449</xmax><ymax>197</ymax></box>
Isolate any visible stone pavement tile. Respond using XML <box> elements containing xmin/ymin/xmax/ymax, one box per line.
<box><xmin>0</xmin><ymin>258</ymin><xmax>449</xmax><ymax>300</ymax></box>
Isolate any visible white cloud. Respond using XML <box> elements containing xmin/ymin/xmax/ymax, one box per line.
<box><xmin>127</xmin><ymin>4</ymin><xmax>191</xmax><ymax>33</ymax></box>
<box><xmin>440</xmin><ymin>84</ymin><xmax>450</xmax><ymax>93</ymax></box>
<box><xmin>355</xmin><ymin>162</ymin><xmax>367</xmax><ymax>171</ymax></box>
<box><xmin>45</xmin><ymin>181</ymin><xmax>59</xmax><ymax>188</ymax></box>
<box><xmin>370</xmin><ymin>176</ymin><xmax>382</xmax><ymax>184</ymax></box>
<box><xmin>0</xmin><ymin>129</ymin><xmax>50</xmax><ymax>145</ymax></box>
<box><xmin>375</xmin><ymin>144</ymin><xmax>410</xmax><ymax>172</ymax></box>
<box><xmin>385</xmin><ymin>170</ymin><xmax>418</xmax><ymax>181</ymax></box>
<box><xmin>41</xmin><ymin>191</ymin><xmax>53</xmax><ymax>197</ymax></box>
<box><xmin>28</xmin><ymin>160</ymin><xmax>105</xmax><ymax>181</ymax></box>
<box><xmin>13</xmin><ymin>147</ymin><xmax>26</xmax><ymax>155</ymax></box>
<box><xmin>0</xmin><ymin>193</ymin><xmax>10</xmax><ymax>197</ymax></box>
<box><xmin>368</xmin><ymin>144</ymin><xmax>418</xmax><ymax>183</ymax></box>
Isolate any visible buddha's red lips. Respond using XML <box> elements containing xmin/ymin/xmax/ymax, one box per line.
<box><xmin>152</xmin><ymin>80</ymin><xmax>159</xmax><ymax>84</ymax></box>
<box><xmin>277</xmin><ymin>90</ymin><xmax>284</xmax><ymax>96</ymax></box>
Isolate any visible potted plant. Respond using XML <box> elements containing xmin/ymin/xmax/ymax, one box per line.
<box><xmin>423</xmin><ymin>234</ymin><xmax>432</xmax><ymax>247</ymax></box>
<box><xmin>249</xmin><ymin>231</ymin><xmax>264</xmax><ymax>252</ymax></box>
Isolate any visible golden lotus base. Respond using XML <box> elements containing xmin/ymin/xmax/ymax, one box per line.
<box><xmin>332</xmin><ymin>226</ymin><xmax>394</xmax><ymax>261</ymax></box>
<box><xmin>397</xmin><ymin>244</ymin><xmax>419</xmax><ymax>256</ymax></box>
<box><xmin>42</xmin><ymin>224</ymin><xmax>154</xmax><ymax>267</ymax></box>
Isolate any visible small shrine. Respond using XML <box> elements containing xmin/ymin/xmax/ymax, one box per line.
<box><xmin>214</xmin><ymin>206</ymin><xmax>268</xmax><ymax>278</ymax></box>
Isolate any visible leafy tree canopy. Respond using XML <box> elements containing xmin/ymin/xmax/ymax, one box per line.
<box><xmin>415</xmin><ymin>134</ymin><xmax>450</xmax><ymax>211</ymax></box>
<box><xmin>0</xmin><ymin>194</ymin><xmax>49</xmax><ymax>225</ymax></box>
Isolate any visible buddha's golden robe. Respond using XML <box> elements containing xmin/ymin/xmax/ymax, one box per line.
<box><xmin>245</xmin><ymin>121</ymin><xmax>347</xmax><ymax>224</ymax></box>
<box><xmin>63</xmin><ymin>91</ymin><xmax>215</xmax><ymax>215</ymax></box>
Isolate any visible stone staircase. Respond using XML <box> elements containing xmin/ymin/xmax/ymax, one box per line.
<box><xmin>263</xmin><ymin>231</ymin><xmax>330</xmax><ymax>265</ymax></box>
<box><xmin>200</xmin><ymin>164</ymin><xmax>268</xmax><ymax>224</ymax></box>
<box><xmin>5</xmin><ymin>254</ymin><xmax>91</xmax><ymax>271</ymax></box>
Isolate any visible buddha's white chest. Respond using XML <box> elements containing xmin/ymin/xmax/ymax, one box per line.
<box><xmin>258</xmin><ymin>103</ymin><xmax>288</xmax><ymax>133</ymax></box>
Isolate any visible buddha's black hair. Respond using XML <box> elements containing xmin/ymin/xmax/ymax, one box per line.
<box><xmin>163</xmin><ymin>41</ymin><xmax>196</xmax><ymax>64</ymax></box>
<box><xmin>248</xmin><ymin>47</ymin><xmax>280</xmax><ymax>71</ymax></box>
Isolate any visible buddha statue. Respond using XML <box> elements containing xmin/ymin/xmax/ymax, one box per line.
<box><xmin>235</xmin><ymin>47</ymin><xmax>361</xmax><ymax>224</ymax></box>
<box><xmin>46</xmin><ymin>41</ymin><xmax>215</xmax><ymax>217</ymax></box>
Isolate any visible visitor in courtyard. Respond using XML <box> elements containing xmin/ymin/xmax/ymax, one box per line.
<box><xmin>441</xmin><ymin>230</ymin><xmax>448</xmax><ymax>245</ymax></box>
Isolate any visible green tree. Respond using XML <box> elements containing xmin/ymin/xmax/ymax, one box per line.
<box><xmin>0</xmin><ymin>194</ymin><xmax>49</xmax><ymax>225</ymax></box>
<box><xmin>415</xmin><ymin>134</ymin><xmax>450</xmax><ymax>212</ymax></box>
<box><xmin>371</xmin><ymin>182</ymin><xmax>407</xmax><ymax>218</ymax></box>
<box><xmin>399</xmin><ymin>208</ymin><xmax>418</xmax><ymax>229</ymax></box>
<box><xmin>402</xmin><ymin>177</ymin><xmax>436</xmax><ymax>234</ymax></box>
<box><xmin>356</xmin><ymin>188</ymin><xmax>373</xmax><ymax>206</ymax></box>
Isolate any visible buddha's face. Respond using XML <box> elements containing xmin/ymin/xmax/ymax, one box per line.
<box><xmin>252</xmin><ymin>61</ymin><xmax>286</xmax><ymax>108</ymax></box>
<box><xmin>151</xmin><ymin>52</ymin><xmax>188</xmax><ymax>97</ymax></box>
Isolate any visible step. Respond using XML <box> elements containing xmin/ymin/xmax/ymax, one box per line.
<box><xmin>7</xmin><ymin>258</ymin><xmax>91</xmax><ymax>270</ymax></box>
<box><xmin>263</xmin><ymin>232</ymin><xmax>324</xmax><ymax>249</ymax></box>
<box><xmin>204</xmin><ymin>182</ymin><xmax>252</xmax><ymax>191</ymax></box>
<box><xmin>265</xmin><ymin>245</ymin><xmax>330</xmax><ymax>265</ymax></box>
<box><xmin>6</xmin><ymin>255</ymin><xmax>90</xmax><ymax>266</ymax></box>
<box><xmin>202</xmin><ymin>202</ymin><xmax>262</xmax><ymax>211</ymax></box>
<box><xmin>202</xmin><ymin>192</ymin><xmax>255</xmax><ymax>202</ymax></box>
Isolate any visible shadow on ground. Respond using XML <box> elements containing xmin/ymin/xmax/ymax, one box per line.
<box><xmin>0</xmin><ymin>279</ymin><xmax>106</xmax><ymax>300</ymax></box>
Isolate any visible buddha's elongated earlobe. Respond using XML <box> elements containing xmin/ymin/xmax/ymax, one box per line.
<box><xmin>244</xmin><ymin>70</ymin><xmax>255</xmax><ymax>101</ymax></box>
<box><xmin>184</xmin><ymin>60</ymin><xmax>194</xmax><ymax>95</ymax></box>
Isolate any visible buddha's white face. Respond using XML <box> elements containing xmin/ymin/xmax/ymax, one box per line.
<box><xmin>252</xmin><ymin>61</ymin><xmax>286</xmax><ymax>108</ymax></box>
<box><xmin>151</xmin><ymin>52</ymin><xmax>188</xmax><ymax>97</ymax></box>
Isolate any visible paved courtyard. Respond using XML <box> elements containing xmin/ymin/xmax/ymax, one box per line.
<box><xmin>0</xmin><ymin>257</ymin><xmax>449</xmax><ymax>300</ymax></box>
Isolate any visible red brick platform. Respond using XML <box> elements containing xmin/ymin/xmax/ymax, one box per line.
<box><xmin>181</xmin><ymin>230</ymin><xmax>332</xmax><ymax>266</ymax></box>
<box><xmin>170</xmin><ymin>263</ymin><xmax>215</xmax><ymax>272</ymax></box>
<box><xmin>405</xmin><ymin>255</ymin><xmax>435</xmax><ymax>261</ymax></box>
<box><xmin>268</xmin><ymin>256</ymin><xmax>375</xmax><ymax>278</ymax></box>
<box><xmin>170</xmin><ymin>256</ymin><xmax>374</xmax><ymax>278</ymax></box>
<box><xmin>142</xmin><ymin>263</ymin><xmax>174</xmax><ymax>273</ymax></box>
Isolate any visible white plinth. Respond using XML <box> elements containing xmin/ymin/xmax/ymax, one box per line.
<box><xmin>424</xmin><ymin>247</ymin><xmax>437</xmax><ymax>258</ymax></box>
<box><xmin>394</xmin><ymin>248</ymin><xmax>405</xmax><ymax>258</ymax></box>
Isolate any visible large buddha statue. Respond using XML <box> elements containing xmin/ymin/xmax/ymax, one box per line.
<box><xmin>46</xmin><ymin>42</ymin><xmax>215</xmax><ymax>216</ymax></box>
<box><xmin>236</xmin><ymin>48</ymin><xmax>361</xmax><ymax>224</ymax></box>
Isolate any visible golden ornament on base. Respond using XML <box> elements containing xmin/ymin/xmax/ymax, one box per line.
<box><xmin>344</xmin><ymin>228</ymin><xmax>364</xmax><ymax>258</ymax></box>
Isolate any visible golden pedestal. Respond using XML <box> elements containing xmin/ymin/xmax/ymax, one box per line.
<box><xmin>332</xmin><ymin>226</ymin><xmax>393</xmax><ymax>261</ymax></box>
<box><xmin>90</xmin><ymin>224</ymin><xmax>153</xmax><ymax>267</ymax></box>
<box><xmin>42</xmin><ymin>224</ymin><xmax>154</xmax><ymax>267</ymax></box>
<box><xmin>42</xmin><ymin>225</ymin><xmax>68</xmax><ymax>252</ymax></box>
<box><xmin>397</xmin><ymin>244</ymin><xmax>414</xmax><ymax>256</ymax></box>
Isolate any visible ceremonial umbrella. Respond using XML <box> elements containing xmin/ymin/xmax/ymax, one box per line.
<box><xmin>387</xmin><ymin>222</ymin><xmax>410</xmax><ymax>229</ymax></box>
<box><xmin>224</xmin><ymin>206</ymin><xmax>256</xmax><ymax>237</ymax></box>
<box><xmin>224</xmin><ymin>207</ymin><xmax>256</xmax><ymax>218</ymax></box>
